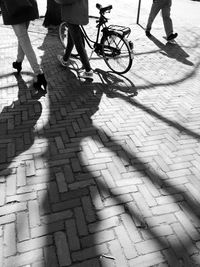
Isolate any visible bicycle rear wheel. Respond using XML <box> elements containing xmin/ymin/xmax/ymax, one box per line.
<box><xmin>101</xmin><ymin>32</ymin><xmax>133</xmax><ymax>74</ymax></box>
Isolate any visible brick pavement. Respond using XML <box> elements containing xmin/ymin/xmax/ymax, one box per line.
<box><xmin>0</xmin><ymin>1</ymin><xmax>200</xmax><ymax>266</ymax></box>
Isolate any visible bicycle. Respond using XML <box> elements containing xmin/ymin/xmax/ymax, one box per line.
<box><xmin>59</xmin><ymin>3</ymin><xmax>134</xmax><ymax>74</ymax></box>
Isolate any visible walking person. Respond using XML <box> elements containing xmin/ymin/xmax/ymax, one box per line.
<box><xmin>55</xmin><ymin>0</ymin><xmax>93</xmax><ymax>80</ymax></box>
<box><xmin>145</xmin><ymin>0</ymin><xmax>178</xmax><ymax>42</ymax></box>
<box><xmin>0</xmin><ymin>0</ymin><xmax>47</xmax><ymax>95</ymax></box>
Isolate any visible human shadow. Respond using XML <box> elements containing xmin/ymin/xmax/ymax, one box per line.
<box><xmin>147</xmin><ymin>35</ymin><xmax>194</xmax><ymax>66</ymax></box>
<box><xmin>25</xmin><ymin>25</ymin><xmax>200</xmax><ymax>266</ymax></box>
<box><xmin>38</xmin><ymin>69</ymin><xmax>200</xmax><ymax>266</ymax></box>
<box><xmin>0</xmin><ymin>73</ymin><xmax>42</xmax><ymax>175</ymax></box>
<box><xmin>33</xmin><ymin>46</ymin><xmax>199</xmax><ymax>266</ymax></box>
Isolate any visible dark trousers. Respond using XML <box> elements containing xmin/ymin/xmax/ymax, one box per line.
<box><xmin>146</xmin><ymin>0</ymin><xmax>173</xmax><ymax>37</ymax></box>
<box><xmin>63</xmin><ymin>23</ymin><xmax>91</xmax><ymax>72</ymax></box>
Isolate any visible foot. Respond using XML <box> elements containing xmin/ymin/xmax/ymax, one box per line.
<box><xmin>33</xmin><ymin>73</ymin><xmax>47</xmax><ymax>94</ymax></box>
<box><xmin>57</xmin><ymin>55</ymin><xmax>70</xmax><ymax>67</ymax></box>
<box><xmin>78</xmin><ymin>69</ymin><xmax>93</xmax><ymax>80</ymax></box>
<box><xmin>167</xmin><ymin>32</ymin><xmax>178</xmax><ymax>41</ymax></box>
<box><xmin>145</xmin><ymin>30</ymin><xmax>151</xmax><ymax>38</ymax></box>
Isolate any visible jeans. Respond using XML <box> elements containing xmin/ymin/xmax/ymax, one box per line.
<box><xmin>12</xmin><ymin>22</ymin><xmax>41</xmax><ymax>75</ymax></box>
<box><xmin>146</xmin><ymin>0</ymin><xmax>173</xmax><ymax>37</ymax></box>
<box><xmin>63</xmin><ymin>23</ymin><xmax>91</xmax><ymax>72</ymax></box>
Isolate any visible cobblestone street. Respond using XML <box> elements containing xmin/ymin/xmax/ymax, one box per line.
<box><xmin>0</xmin><ymin>0</ymin><xmax>200</xmax><ymax>266</ymax></box>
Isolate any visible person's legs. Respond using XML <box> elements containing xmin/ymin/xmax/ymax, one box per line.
<box><xmin>161</xmin><ymin>0</ymin><xmax>173</xmax><ymax>37</ymax></box>
<box><xmin>68</xmin><ymin>23</ymin><xmax>91</xmax><ymax>72</ymax></box>
<box><xmin>63</xmin><ymin>30</ymin><xmax>74</xmax><ymax>61</ymax></box>
<box><xmin>12</xmin><ymin>22</ymin><xmax>42</xmax><ymax>76</ymax></box>
<box><xmin>12</xmin><ymin>22</ymin><xmax>47</xmax><ymax>94</ymax></box>
<box><xmin>57</xmin><ymin>29</ymin><xmax>75</xmax><ymax>67</ymax></box>
<box><xmin>146</xmin><ymin>0</ymin><xmax>162</xmax><ymax>32</ymax></box>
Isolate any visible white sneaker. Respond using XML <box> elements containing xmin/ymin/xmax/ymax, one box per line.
<box><xmin>78</xmin><ymin>69</ymin><xmax>93</xmax><ymax>80</ymax></box>
<box><xmin>57</xmin><ymin>55</ymin><xmax>69</xmax><ymax>67</ymax></box>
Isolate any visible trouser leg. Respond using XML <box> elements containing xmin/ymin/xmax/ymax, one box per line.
<box><xmin>146</xmin><ymin>0</ymin><xmax>162</xmax><ymax>31</ymax></box>
<box><xmin>12</xmin><ymin>22</ymin><xmax>42</xmax><ymax>75</ymax></box>
<box><xmin>63</xmin><ymin>29</ymin><xmax>74</xmax><ymax>61</ymax></box>
<box><xmin>68</xmin><ymin>23</ymin><xmax>91</xmax><ymax>72</ymax></box>
<box><xmin>162</xmin><ymin>0</ymin><xmax>173</xmax><ymax>37</ymax></box>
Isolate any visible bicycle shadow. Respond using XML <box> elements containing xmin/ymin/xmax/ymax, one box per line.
<box><xmin>94</xmin><ymin>68</ymin><xmax>138</xmax><ymax>98</ymax></box>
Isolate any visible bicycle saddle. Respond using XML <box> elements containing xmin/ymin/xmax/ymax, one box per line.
<box><xmin>96</xmin><ymin>3</ymin><xmax>112</xmax><ymax>14</ymax></box>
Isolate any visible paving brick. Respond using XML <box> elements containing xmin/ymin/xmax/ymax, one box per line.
<box><xmin>115</xmin><ymin>224</ymin><xmax>137</xmax><ymax>259</ymax></box>
<box><xmin>138</xmin><ymin>184</ymin><xmax>157</xmax><ymax>207</ymax></box>
<box><xmin>55</xmin><ymin>171</ymin><xmax>68</xmax><ymax>193</ymax></box>
<box><xmin>4</xmin><ymin>249</ymin><xmax>43</xmax><ymax>267</ymax></box>
<box><xmin>31</xmin><ymin>221</ymin><xmax>64</xmax><ymax>238</ymax></box>
<box><xmin>171</xmin><ymin>222</ymin><xmax>199</xmax><ymax>255</ymax></box>
<box><xmin>151</xmin><ymin>203</ymin><xmax>180</xmax><ymax>216</ymax></box>
<box><xmin>81</xmin><ymin>229</ymin><xmax>115</xmax><ymax>248</ymax></box>
<box><xmin>72</xmin><ymin>243</ymin><xmax>108</xmax><ymax>262</ymax></box>
<box><xmin>0</xmin><ymin>237</ymin><xmax>3</xmax><ymax>267</ymax></box>
<box><xmin>135</xmin><ymin>237</ymin><xmax>168</xmax><ymax>255</ymax></box>
<box><xmin>0</xmin><ymin>183</ymin><xmax>6</xmax><ymax>206</ymax></box>
<box><xmin>41</xmin><ymin>210</ymin><xmax>73</xmax><ymax>224</ymax></box>
<box><xmin>26</xmin><ymin>160</ymin><xmax>36</xmax><ymax>177</ymax></box>
<box><xmin>6</xmin><ymin>174</ymin><xmax>16</xmax><ymax>196</ymax></box>
<box><xmin>4</xmin><ymin>222</ymin><xmax>17</xmax><ymax>257</ymax></box>
<box><xmin>18</xmin><ymin>235</ymin><xmax>53</xmax><ymax>253</ymax></box>
<box><xmin>129</xmin><ymin>251</ymin><xmax>165</xmax><ymax>267</ymax></box>
<box><xmin>52</xmin><ymin>198</ymin><xmax>81</xmax><ymax>213</ymax></box>
<box><xmin>16</xmin><ymin>163</ymin><xmax>26</xmax><ymax>186</ymax></box>
<box><xmin>175</xmin><ymin>210</ymin><xmax>200</xmax><ymax>241</ymax></box>
<box><xmin>88</xmin><ymin>216</ymin><xmax>120</xmax><ymax>233</ymax></box>
<box><xmin>74</xmin><ymin>206</ymin><xmax>88</xmax><ymax>236</ymax></box>
<box><xmin>89</xmin><ymin>185</ymin><xmax>104</xmax><ymax>210</ymax></box>
<box><xmin>72</xmin><ymin>258</ymin><xmax>101</xmax><ymax>267</ymax></box>
<box><xmin>0</xmin><ymin>202</ymin><xmax>27</xmax><ymax>216</ymax></box>
<box><xmin>107</xmin><ymin>162</ymin><xmax>123</xmax><ymax>180</ymax></box>
<box><xmin>141</xmin><ymin>224</ymin><xmax>173</xmax><ymax>240</ymax></box>
<box><xmin>17</xmin><ymin>211</ymin><xmax>30</xmax><ymax>241</ymax></box>
<box><xmin>44</xmin><ymin>245</ymin><xmax>59</xmax><ymax>267</ymax></box>
<box><xmin>167</xmin><ymin>234</ymin><xmax>194</xmax><ymax>266</ymax></box>
<box><xmin>54</xmin><ymin>231</ymin><xmax>71</xmax><ymax>266</ymax></box>
<box><xmin>97</xmin><ymin>205</ymin><xmax>125</xmax><ymax>220</ymax></box>
<box><xmin>7</xmin><ymin>191</ymin><xmax>37</xmax><ymax>203</ymax></box>
<box><xmin>81</xmin><ymin>195</ymin><xmax>96</xmax><ymax>223</ymax></box>
<box><xmin>28</xmin><ymin>200</ymin><xmax>41</xmax><ymax>228</ymax></box>
<box><xmin>108</xmin><ymin>239</ymin><xmax>128</xmax><ymax>267</ymax></box>
<box><xmin>65</xmin><ymin>219</ymin><xmax>80</xmax><ymax>251</ymax></box>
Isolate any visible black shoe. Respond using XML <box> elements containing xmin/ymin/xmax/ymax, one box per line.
<box><xmin>145</xmin><ymin>30</ymin><xmax>151</xmax><ymax>38</ymax></box>
<box><xmin>33</xmin><ymin>73</ymin><xmax>47</xmax><ymax>95</ymax></box>
<box><xmin>12</xmin><ymin>61</ymin><xmax>22</xmax><ymax>74</ymax></box>
<box><xmin>167</xmin><ymin>32</ymin><xmax>178</xmax><ymax>41</ymax></box>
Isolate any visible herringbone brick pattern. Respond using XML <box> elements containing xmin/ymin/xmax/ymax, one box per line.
<box><xmin>1</xmin><ymin>2</ymin><xmax>200</xmax><ymax>266</ymax></box>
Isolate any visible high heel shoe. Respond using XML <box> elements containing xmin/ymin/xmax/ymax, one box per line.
<box><xmin>12</xmin><ymin>61</ymin><xmax>22</xmax><ymax>74</ymax></box>
<box><xmin>33</xmin><ymin>73</ymin><xmax>47</xmax><ymax>96</ymax></box>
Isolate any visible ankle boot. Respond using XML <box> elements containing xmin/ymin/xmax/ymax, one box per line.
<box><xmin>12</xmin><ymin>61</ymin><xmax>22</xmax><ymax>74</ymax></box>
<box><xmin>33</xmin><ymin>73</ymin><xmax>47</xmax><ymax>95</ymax></box>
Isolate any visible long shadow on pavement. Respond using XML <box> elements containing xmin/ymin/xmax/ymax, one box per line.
<box><xmin>1</xmin><ymin>26</ymin><xmax>200</xmax><ymax>267</ymax></box>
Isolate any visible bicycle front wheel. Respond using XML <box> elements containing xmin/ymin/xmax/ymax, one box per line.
<box><xmin>101</xmin><ymin>32</ymin><xmax>133</xmax><ymax>74</ymax></box>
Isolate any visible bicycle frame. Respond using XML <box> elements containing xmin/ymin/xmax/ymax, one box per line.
<box><xmin>79</xmin><ymin>9</ymin><xmax>111</xmax><ymax>56</ymax></box>
<box><xmin>59</xmin><ymin>4</ymin><xmax>134</xmax><ymax>74</ymax></box>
